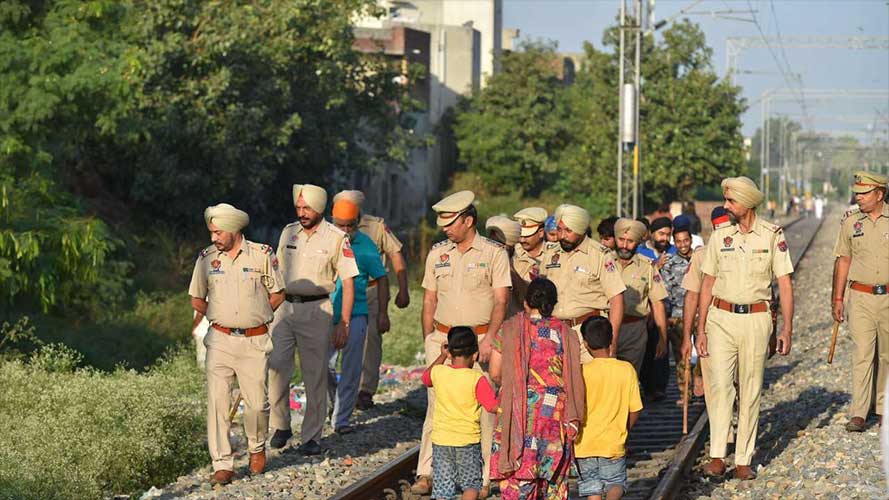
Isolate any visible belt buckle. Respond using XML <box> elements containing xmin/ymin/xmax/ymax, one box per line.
<box><xmin>875</xmin><ymin>285</ymin><xmax>887</xmax><ymax>295</ymax></box>
<box><xmin>734</xmin><ymin>304</ymin><xmax>749</xmax><ymax>314</ymax></box>
<box><xmin>230</xmin><ymin>328</ymin><xmax>246</xmax><ymax>337</ymax></box>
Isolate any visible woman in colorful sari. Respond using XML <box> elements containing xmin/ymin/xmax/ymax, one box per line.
<box><xmin>489</xmin><ymin>277</ymin><xmax>586</xmax><ymax>500</ymax></box>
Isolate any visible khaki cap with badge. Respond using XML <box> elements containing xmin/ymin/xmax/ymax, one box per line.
<box><xmin>432</xmin><ymin>190</ymin><xmax>475</xmax><ymax>227</ymax></box>
<box><xmin>513</xmin><ymin>207</ymin><xmax>549</xmax><ymax>237</ymax></box>
<box><xmin>851</xmin><ymin>171</ymin><xmax>889</xmax><ymax>194</ymax></box>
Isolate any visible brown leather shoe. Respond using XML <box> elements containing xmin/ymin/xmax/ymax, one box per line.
<box><xmin>846</xmin><ymin>416</ymin><xmax>867</xmax><ymax>432</ymax></box>
<box><xmin>734</xmin><ymin>465</ymin><xmax>756</xmax><ymax>480</ymax></box>
<box><xmin>249</xmin><ymin>450</ymin><xmax>266</xmax><ymax>475</ymax></box>
<box><xmin>210</xmin><ymin>469</ymin><xmax>234</xmax><ymax>485</ymax></box>
<box><xmin>410</xmin><ymin>475</ymin><xmax>432</xmax><ymax>495</ymax></box>
<box><xmin>702</xmin><ymin>458</ymin><xmax>726</xmax><ymax>476</ymax></box>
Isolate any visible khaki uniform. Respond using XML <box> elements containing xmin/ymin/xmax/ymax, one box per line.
<box><xmin>682</xmin><ymin>247</ymin><xmax>707</xmax><ymax>380</ymax></box>
<box><xmin>417</xmin><ymin>232</ymin><xmax>512</xmax><ymax>482</ymax></box>
<box><xmin>188</xmin><ymin>240</ymin><xmax>284</xmax><ymax>472</ymax></box>
<box><xmin>539</xmin><ymin>238</ymin><xmax>626</xmax><ymax>363</ymax></box>
<box><xmin>701</xmin><ymin>216</ymin><xmax>793</xmax><ymax>466</ymax></box>
<box><xmin>835</xmin><ymin>204</ymin><xmax>889</xmax><ymax>419</ymax></box>
<box><xmin>356</xmin><ymin>214</ymin><xmax>404</xmax><ymax>396</ymax></box>
<box><xmin>617</xmin><ymin>253</ymin><xmax>668</xmax><ymax>372</ymax></box>
<box><xmin>268</xmin><ymin>220</ymin><xmax>359</xmax><ymax>443</ymax></box>
<box><xmin>512</xmin><ymin>244</ymin><xmax>543</xmax><ymax>281</ymax></box>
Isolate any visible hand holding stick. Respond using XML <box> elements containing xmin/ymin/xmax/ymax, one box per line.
<box><xmin>827</xmin><ymin>320</ymin><xmax>840</xmax><ymax>364</ymax></box>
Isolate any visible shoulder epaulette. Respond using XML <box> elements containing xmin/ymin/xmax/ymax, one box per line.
<box><xmin>260</xmin><ymin>243</ymin><xmax>273</xmax><ymax>254</ymax></box>
<box><xmin>328</xmin><ymin>222</ymin><xmax>348</xmax><ymax>238</ymax></box>
<box><xmin>761</xmin><ymin>220</ymin><xmax>781</xmax><ymax>233</ymax></box>
<box><xmin>362</xmin><ymin>214</ymin><xmax>384</xmax><ymax>224</ymax></box>
<box><xmin>431</xmin><ymin>239</ymin><xmax>450</xmax><ymax>249</ymax></box>
<box><xmin>841</xmin><ymin>207</ymin><xmax>860</xmax><ymax>222</ymax></box>
<box><xmin>284</xmin><ymin>221</ymin><xmax>302</xmax><ymax>231</ymax></box>
<box><xmin>544</xmin><ymin>242</ymin><xmax>560</xmax><ymax>251</ymax></box>
<box><xmin>478</xmin><ymin>235</ymin><xmax>506</xmax><ymax>249</ymax></box>
<box><xmin>198</xmin><ymin>246</ymin><xmax>213</xmax><ymax>259</ymax></box>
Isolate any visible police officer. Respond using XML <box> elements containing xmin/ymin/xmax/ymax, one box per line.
<box><xmin>539</xmin><ymin>205</ymin><xmax>626</xmax><ymax>363</ymax></box>
<box><xmin>696</xmin><ymin>176</ymin><xmax>794</xmax><ymax>480</ymax></box>
<box><xmin>188</xmin><ymin>203</ymin><xmax>285</xmax><ymax>485</ymax></box>
<box><xmin>612</xmin><ymin>218</ymin><xmax>669</xmax><ymax>373</ymax></box>
<box><xmin>331</xmin><ymin>190</ymin><xmax>410</xmax><ymax>410</ymax></box>
<box><xmin>268</xmin><ymin>184</ymin><xmax>359</xmax><ymax>455</ymax></box>
<box><xmin>486</xmin><ymin>215</ymin><xmax>523</xmax><ymax>318</ymax></box>
<box><xmin>832</xmin><ymin>171</ymin><xmax>889</xmax><ymax>432</ymax></box>
<box><xmin>412</xmin><ymin>190</ymin><xmax>512</xmax><ymax>497</ymax></box>
<box><xmin>512</xmin><ymin>207</ymin><xmax>549</xmax><ymax>281</ymax></box>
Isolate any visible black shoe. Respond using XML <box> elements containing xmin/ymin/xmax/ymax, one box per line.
<box><xmin>297</xmin><ymin>440</ymin><xmax>322</xmax><ymax>456</ymax></box>
<box><xmin>355</xmin><ymin>391</ymin><xmax>375</xmax><ymax>410</ymax></box>
<box><xmin>269</xmin><ymin>429</ymin><xmax>293</xmax><ymax>449</ymax></box>
<box><xmin>335</xmin><ymin>425</ymin><xmax>355</xmax><ymax>435</ymax></box>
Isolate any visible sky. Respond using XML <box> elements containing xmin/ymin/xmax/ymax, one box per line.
<box><xmin>503</xmin><ymin>0</ymin><xmax>889</xmax><ymax>138</ymax></box>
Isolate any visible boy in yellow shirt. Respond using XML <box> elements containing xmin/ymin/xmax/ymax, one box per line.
<box><xmin>422</xmin><ymin>327</ymin><xmax>499</xmax><ymax>500</ymax></box>
<box><xmin>575</xmin><ymin>317</ymin><xmax>643</xmax><ymax>500</ymax></box>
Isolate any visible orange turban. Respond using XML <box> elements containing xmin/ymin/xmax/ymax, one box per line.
<box><xmin>332</xmin><ymin>199</ymin><xmax>359</xmax><ymax>220</ymax></box>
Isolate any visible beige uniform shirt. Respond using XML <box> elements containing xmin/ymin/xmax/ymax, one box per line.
<box><xmin>188</xmin><ymin>240</ymin><xmax>285</xmax><ymax>329</ymax></box>
<box><xmin>276</xmin><ymin>220</ymin><xmax>359</xmax><ymax>296</ymax></box>
<box><xmin>512</xmin><ymin>244</ymin><xmax>543</xmax><ymax>281</ymax></box>
<box><xmin>539</xmin><ymin>237</ymin><xmax>626</xmax><ymax>319</ymax></box>
<box><xmin>359</xmin><ymin>214</ymin><xmax>403</xmax><ymax>268</ymax></box>
<box><xmin>702</xmin><ymin>216</ymin><xmax>794</xmax><ymax>304</ymax></box>
<box><xmin>421</xmin><ymin>232</ymin><xmax>512</xmax><ymax>327</ymax></box>
<box><xmin>620</xmin><ymin>253</ymin><xmax>669</xmax><ymax>317</ymax></box>
<box><xmin>680</xmin><ymin>246</ymin><xmax>706</xmax><ymax>293</ymax></box>
<box><xmin>833</xmin><ymin>204</ymin><xmax>889</xmax><ymax>285</ymax></box>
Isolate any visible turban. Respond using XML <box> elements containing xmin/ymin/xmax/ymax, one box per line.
<box><xmin>204</xmin><ymin>203</ymin><xmax>249</xmax><ymax>233</ymax></box>
<box><xmin>333</xmin><ymin>190</ymin><xmax>366</xmax><ymax>206</ymax></box>
<box><xmin>485</xmin><ymin>216</ymin><xmax>521</xmax><ymax>247</ymax></box>
<box><xmin>332</xmin><ymin>199</ymin><xmax>360</xmax><ymax>220</ymax></box>
<box><xmin>614</xmin><ymin>217</ymin><xmax>647</xmax><ymax>244</ymax></box>
<box><xmin>721</xmin><ymin>176</ymin><xmax>763</xmax><ymax>208</ymax></box>
<box><xmin>672</xmin><ymin>214</ymin><xmax>690</xmax><ymax>232</ymax></box>
<box><xmin>650</xmin><ymin>217</ymin><xmax>672</xmax><ymax>234</ymax></box>
<box><xmin>556</xmin><ymin>204</ymin><xmax>590</xmax><ymax>235</ymax></box>
<box><xmin>544</xmin><ymin>215</ymin><xmax>557</xmax><ymax>233</ymax></box>
<box><xmin>293</xmin><ymin>184</ymin><xmax>327</xmax><ymax>213</ymax></box>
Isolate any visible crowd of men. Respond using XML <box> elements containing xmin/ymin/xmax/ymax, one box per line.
<box><xmin>188</xmin><ymin>170</ymin><xmax>888</xmax><ymax>492</ymax></box>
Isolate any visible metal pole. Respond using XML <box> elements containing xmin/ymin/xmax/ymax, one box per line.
<box><xmin>760</xmin><ymin>96</ymin><xmax>766</xmax><ymax>200</ymax></box>
<box><xmin>764</xmin><ymin>97</ymin><xmax>771</xmax><ymax>206</ymax></box>
<box><xmin>633</xmin><ymin>0</ymin><xmax>642</xmax><ymax>219</ymax></box>
<box><xmin>617</xmin><ymin>0</ymin><xmax>626</xmax><ymax>216</ymax></box>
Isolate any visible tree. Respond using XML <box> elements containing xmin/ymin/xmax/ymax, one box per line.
<box><xmin>453</xmin><ymin>41</ymin><xmax>571</xmax><ymax>197</ymax></box>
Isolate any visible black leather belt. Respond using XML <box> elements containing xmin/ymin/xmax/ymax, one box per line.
<box><xmin>285</xmin><ymin>294</ymin><xmax>329</xmax><ymax>303</ymax></box>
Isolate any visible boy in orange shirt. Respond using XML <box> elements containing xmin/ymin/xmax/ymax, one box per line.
<box><xmin>574</xmin><ymin>317</ymin><xmax>643</xmax><ymax>500</ymax></box>
<box><xmin>422</xmin><ymin>327</ymin><xmax>499</xmax><ymax>500</ymax></box>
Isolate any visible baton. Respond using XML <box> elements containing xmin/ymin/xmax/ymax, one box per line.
<box><xmin>682</xmin><ymin>357</ymin><xmax>691</xmax><ymax>434</ymax></box>
<box><xmin>827</xmin><ymin>320</ymin><xmax>840</xmax><ymax>364</ymax></box>
<box><xmin>229</xmin><ymin>392</ymin><xmax>242</xmax><ymax>421</ymax></box>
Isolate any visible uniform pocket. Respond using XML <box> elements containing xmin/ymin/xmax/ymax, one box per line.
<box><xmin>249</xmin><ymin>333</ymin><xmax>274</xmax><ymax>354</ymax></box>
<box><xmin>749</xmin><ymin>255</ymin><xmax>770</xmax><ymax>276</ymax></box>
<box><xmin>434</xmin><ymin>267</ymin><xmax>453</xmax><ymax>292</ymax></box>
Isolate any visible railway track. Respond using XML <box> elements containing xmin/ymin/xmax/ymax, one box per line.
<box><xmin>330</xmin><ymin>213</ymin><xmax>825</xmax><ymax>500</ymax></box>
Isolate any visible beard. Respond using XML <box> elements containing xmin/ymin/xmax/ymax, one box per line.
<box><xmin>617</xmin><ymin>247</ymin><xmax>635</xmax><ymax>260</ymax></box>
<box><xmin>560</xmin><ymin>239</ymin><xmax>580</xmax><ymax>252</ymax></box>
<box><xmin>653</xmin><ymin>239</ymin><xmax>670</xmax><ymax>252</ymax></box>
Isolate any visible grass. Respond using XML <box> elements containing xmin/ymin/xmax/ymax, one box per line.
<box><xmin>0</xmin><ymin>348</ymin><xmax>206</xmax><ymax>500</ymax></box>
<box><xmin>381</xmin><ymin>287</ymin><xmax>425</xmax><ymax>367</ymax></box>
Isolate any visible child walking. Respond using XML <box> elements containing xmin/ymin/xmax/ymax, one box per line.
<box><xmin>574</xmin><ymin>317</ymin><xmax>643</xmax><ymax>500</ymax></box>
<box><xmin>422</xmin><ymin>327</ymin><xmax>499</xmax><ymax>500</ymax></box>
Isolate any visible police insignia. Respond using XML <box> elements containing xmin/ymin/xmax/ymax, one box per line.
<box><xmin>271</xmin><ymin>256</ymin><xmax>279</xmax><ymax>270</ymax></box>
<box><xmin>605</xmin><ymin>260</ymin><xmax>616</xmax><ymax>273</ymax></box>
<box><xmin>723</xmin><ymin>236</ymin><xmax>733</xmax><ymax>248</ymax></box>
<box><xmin>552</xmin><ymin>254</ymin><xmax>560</xmax><ymax>265</ymax></box>
<box><xmin>211</xmin><ymin>259</ymin><xmax>221</xmax><ymax>270</ymax></box>
<box><xmin>653</xmin><ymin>272</ymin><xmax>661</xmax><ymax>282</ymax></box>
<box><xmin>778</xmin><ymin>240</ymin><xmax>787</xmax><ymax>252</ymax></box>
<box><xmin>441</xmin><ymin>254</ymin><xmax>450</xmax><ymax>264</ymax></box>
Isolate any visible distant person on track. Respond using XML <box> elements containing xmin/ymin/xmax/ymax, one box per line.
<box><xmin>696</xmin><ymin>176</ymin><xmax>794</xmax><ymax>480</ymax></box>
<box><xmin>488</xmin><ymin>278</ymin><xmax>585</xmax><ymax>500</ymax></box>
<box><xmin>832</xmin><ymin>171</ymin><xmax>889</xmax><ymax>432</ymax></box>
<box><xmin>422</xmin><ymin>327</ymin><xmax>499</xmax><ymax>500</ymax></box>
<box><xmin>574</xmin><ymin>316</ymin><xmax>643</xmax><ymax>500</ymax></box>
<box><xmin>188</xmin><ymin>203</ymin><xmax>285</xmax><ymax>484</ymax></box>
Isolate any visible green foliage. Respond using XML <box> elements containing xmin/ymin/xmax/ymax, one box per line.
<box><xmin>382</xmin><ymin>288</ymin><xmax>425</xmax><ymax>367</ymax></box>
<box><xmin>454</xmin><ymin>22</ymin><xmax>747</xmax><ymax>214</ymax></box>
<box><xmin>0</xmin><ymin>316</ymin><xmax>41</xmax><ymax>357</ymax></box>
<box><xmin>0</xmin><ymin>349</ymin><xmax>206</xmax><ymax>499</ymax></box>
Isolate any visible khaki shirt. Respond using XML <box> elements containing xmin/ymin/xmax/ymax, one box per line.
<box><xmin>619</xmin><ymin>253</ymin><xmax>668</xmax><ymax>317</ymax></box>
<box><xmin>359</xmin><ymin>213</ymin><xmax>403</xmax><ymax>268</ymax></box>
<box><xmin>512</xmin><ymin>243</ymin><xmax>543</xmax><ymax>281</ymax></box>
<box><xmin>276</xmin><ymin>220</ymin><xmax>359</xmax><ymax>296</ymax></box>
<box><xmin>188</xmin><ymin>239</ymin><xmax>285</xmax><ymax>329</ymax></box>
<box><xmin>421</xmin><ymin>231</ymin><xmax>512</xmax><ymax>327</ymax></box>
<box><xmin>833</xmin><ymin>204</ymin><xmax>889</xmax><ymax>285</ymax></box>
<box><xmin>680</xmin><ymin>246</ymin><xmax>706</xmax><ymax>293</ymax></box>
<box><xmin>702</xmin><ymin>216</ymin><xmax>793</xmax><ymax>304</ymax></box>
<box><xmin>539</xmin><ymin>237</ymin><xmax>626</xmax><ymax>319</ymax></box>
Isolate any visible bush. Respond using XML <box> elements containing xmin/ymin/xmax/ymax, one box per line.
<box><xmin>0</xmin><ymin>348</ymin><xmax>206</xmax><ymax>499</ymax></box>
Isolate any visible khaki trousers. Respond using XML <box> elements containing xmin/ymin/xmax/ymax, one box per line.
<box><xmin>616</xmin><ymin>320</ymin><xmax>648</xmax><ymax>374</ymax></box>
<box><xmin>205</xmin><ymin>328</ymin><xmax>272</xmax><ymax>472</ymax></box>
<box><xmin>268</xmin><ymin>299</ymin><xmax>335</xmax><ymax>443</ymax></box>
<box><xmin>359</xmin><ymin>285</ymin><xmax>382</xmax><ymax>395</ymax></box>
<box><xmin>417</xmin><ymin>330</ymin><xmax>494</xmax><ymax>485</ymax></box>
<box><xmin>570</xmin><ymin>322</ymin><xmax>595</xmax><ymax>364</ymax></box>
<box><xmin>702</xmin><ymin>307</ymin><xmax>771</xmax><ymax>466</ymax></box>
<box><xmin>849</xmin><ymin>290</ymin><xmax>889</xmax><ymax>418</ymax></box>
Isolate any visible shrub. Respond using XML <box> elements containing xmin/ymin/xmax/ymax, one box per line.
<box><xmin>0</xmin><ymin>348</ymin><xmax>206</xmax><ymax>499</ymax></box>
